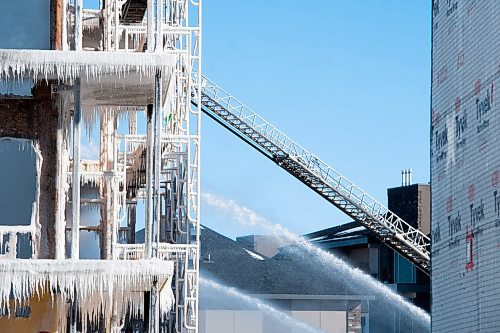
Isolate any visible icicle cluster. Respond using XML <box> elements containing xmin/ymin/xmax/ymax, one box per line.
<box><xmin>81</xmin><ymin>105</ymin><xmax>136</xmax><ymax>137</ymax></box>
<box><xmin>67</xmin><ymin>171</ymin><xmax>125</xmax><ymax>190</ymax></box>
<box><xmin>0</xmin><ymin>259</ymin><xmax>175</xmax><ymax>329</ymax></box>
<box><xmin>0</xmin><ymin>50</ymin><xmax>174</xmax><ymax>82</ymax></box>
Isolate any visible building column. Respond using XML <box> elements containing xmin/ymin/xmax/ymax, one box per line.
<box><xmin>99</xmin><ymin>112</ymin><xmax>116</xmax><ymax>259</ymax></box>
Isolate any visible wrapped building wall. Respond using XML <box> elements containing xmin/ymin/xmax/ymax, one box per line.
<box><xmin>430</xmin><ymin>0</ymin><xmax>499</xmax><ymax>331</ymax></box>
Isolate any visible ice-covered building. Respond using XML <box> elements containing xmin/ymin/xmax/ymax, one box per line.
<box><xmin>430</xmin><ymin>0</ymin><xmax>499</xmax><ymax>331</ymax></box>
<box><xmin>0</xmin><ymin>0</ymin><xmax>201</xmax><ymax>332</ymax></box>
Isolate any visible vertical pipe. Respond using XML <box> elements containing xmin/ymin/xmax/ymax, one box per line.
<box><xmin>144</xmin><ymin>291</ymin><xmax>150</xmax><ymax>329</ymax></box>
<box><xmin>149</xmin><ymin>278</ymin><xmax>159</xmax><ymax>333</ymax></box>
<box><xmin>127</xmin><ymin>204</ymin><xmax>136</xmax><ymax>244</ymax></box>
<box><xmin>69</xmin><ymin>296</ymin><xmax>78</xmax><ymax>333</ymax></box>
<box><xmin>129</xmin><ymin>111</ymin><xmax>137</xmax><ymax>135</ymax></box>
<box><xmin>51</xmin><ymin>0</ymin><xmax>63</xmax><ymax>50</ymax></box>
<box><xmin>62</xmin><ymin>0</ymin><xmax>68</xmax><ymax>50</ymax></box>
<box><xmin>75</xmin><ymin>0</ymin><xmax>83</xmax><ymax>50</ymax></box>
<box><xmin>155</xmin><ymin>0</ymin><xmax>163</xmax><ymax>51</ymax></box>
<box><xmin>114</xmin><ymin>0</ymin><xmax>119</xmax><ymax>51</ymax></box>
<box><xmin>71</xmin><ymin>79</ymin><xmax>81</xmax><ymax>259</ymax></box>
<box><xmin>192</xmin><ymin>3</ymin><xmax>202</xmax><ymax>331</ymax></box>
<box><xmin>124</xmin><ymin>28</ymin><xmax>129</xmax><ymax>51</ymax></box>
<box><xmin>147</xmin><ymin>0</ymin><xmax>155</xmax><ymax>52</ymax></box>
<box><xmin>153</xmin><ymin>71</ymin><xmax>162</xmax><ymax>257</ymax></box>
<box><xmin>99</xmin><ymin>113</ymin><xmax>115</xmax><ymax>259</ymax></box>
<box><xmin>55</xmin><ymin>103</ymin><xmax>66</xmax><ymax>259</ymax></box>
<box><xmin>145</xmin><ymin>104</ymin><xmax>154</xmax><ymax>259</ymax></box>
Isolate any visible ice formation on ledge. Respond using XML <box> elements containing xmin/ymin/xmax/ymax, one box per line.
<box><xmin>0</xmin><ymin>259</ymin><xmax>175</xmax><ymax>330</ymax></box>
<box><xmin>0</xmin><ymin>50</ymin><xmax>175</xmax><ymax>81</ymax></box>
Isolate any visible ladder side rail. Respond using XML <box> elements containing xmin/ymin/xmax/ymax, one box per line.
<box><xmin>202</xmin><ymin>90</ymin><xmax>430</xmax><ymax>259</ymax></box>
<box><xmin>286</xmin><ymin>157</ymin><xmax>430</xmax><ymax>261</ymax></box>
<box><xmin>200</xmin><ymin>97</ymin><xmax>430</xmax><ymax>270</ymax></box>
<box><xmin>276</xmin><ymin>158</ymin><xmax>429</xmax><ymax>271</ymax></box>
<box><xmin>202</xmin><ymin>80</ymin><xmax>430</xmax><ymax>248</ymax></box>
<box><xmin>290</xmin><ymin>156</ymin><xmax>430</xmax><ymax>257</ymax></box>
<box><xmin>199</xmin><ymin>77</ymin><xmax>430</xmax><ymax>263</ymax></box>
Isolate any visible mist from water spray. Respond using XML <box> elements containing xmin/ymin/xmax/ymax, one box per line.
<box><xmin>201</xmin><ymin>192</ymin><xmax>431</xmax><ymax>331</ymax></box>
<box><xmin>200</xmin><ymin>277</ymin><xmax>322</xmax><ymax>333</ymax></box>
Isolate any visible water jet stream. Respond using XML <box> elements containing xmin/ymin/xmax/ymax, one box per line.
<box><xmin>200</xmin><ymin>277</ymin><xmax>323</xmax><ymax>333</ymax></box>
<box><xmin>202</xmin><ymin>192</ymin><xmax>431</xmax><ymax>332</ymax></box>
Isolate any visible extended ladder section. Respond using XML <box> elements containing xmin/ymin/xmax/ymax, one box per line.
<box><xmin>194</xmin><ymin>75</ymin><xmax>431</xmax><ymax>274</ymax></box>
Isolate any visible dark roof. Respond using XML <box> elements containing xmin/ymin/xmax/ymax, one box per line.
<box><xmin>134</xmin><ymin>225</ymin><xmax>374</xmax><ymax>297</ymax></box>
<box><xmin>303</xmin><ymin>221</ymin><xmax>362</xmax><ymax>240</ymax></box>
<box><xmin>302</xmin><ymin>221</ymin><xmax>384</xmax><ymax>251</ymax></box>
<box><xmin>200</xmin><ymin>226</ymin><xmax>365</xmax><ymax>296</ymax></box>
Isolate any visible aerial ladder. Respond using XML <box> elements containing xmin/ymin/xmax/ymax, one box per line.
<box><xmin>193</xmin><ymin>75</ymin><xmax>431</xmax><ymax>275</ymax></box>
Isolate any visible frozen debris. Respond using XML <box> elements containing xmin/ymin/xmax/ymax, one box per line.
<box><xmin>0</xmin><ymin>49</ymin><xmax>174</xmax><ymax>82</ymax></box>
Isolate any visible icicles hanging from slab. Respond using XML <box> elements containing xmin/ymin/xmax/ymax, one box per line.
<box><xmin>0</xmin><ymin>259</ymin><xmax>175</xmax><ymax>328</ymax></box>
<box><xmin>0</xmin><ymin>50</ymin><xmax>174</xmax><ymax>82</ymax></box>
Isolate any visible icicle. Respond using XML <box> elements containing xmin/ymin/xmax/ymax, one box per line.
<box><xmin>0</xmin><ymin>259</ymin><xmax>174</xmax><ymax>329</ymax></box>
<box><xmin>0</xmin><ymin>50</ymin><xmax>175</xmax><ymax>83</ymax></box>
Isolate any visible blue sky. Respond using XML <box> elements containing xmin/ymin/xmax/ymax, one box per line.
<box><xmin>200</xmin><ymin>1</ymin><xmax>432</xmax><ymax>238</ymax></box>
<box><xmin>78</xmin><ymin>1</ymin><xmax>432</xmax><ymax>239</ymax></box>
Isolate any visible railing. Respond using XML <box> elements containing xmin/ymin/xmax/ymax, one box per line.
<box><xmin>112</xmin><ymin>241</ymin><xmax>198</xmax><ymax>331</ymax></box>
<box><xmin>0</xmin><ymin>225</ymin><xmax>36</xmax><ymax>259</ymax></box>
<box><xmin>113</xmin><ymin>242</ymin><xmax>197</xmax><ymax>260</ymax></box>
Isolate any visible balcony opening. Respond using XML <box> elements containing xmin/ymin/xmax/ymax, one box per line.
<box><xmin>0</xmin><ymin>138</ymin><xmax>40</xmax><ymax>258</ymax></box>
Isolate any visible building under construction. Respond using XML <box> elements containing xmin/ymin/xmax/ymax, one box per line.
<box><xmin>430</xmin><ymin>0</ymin><xmax>499</xmax><ymax>332</ymax></box>
<box><xmin>0</xmin><ymin>0</ymin><xmax>201</xmax><ymax>332</ymax></box>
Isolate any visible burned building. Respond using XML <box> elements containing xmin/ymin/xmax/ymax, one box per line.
<box><xmin>0</xmin><ymin>0</ymin><xmax>201</xmax><ymax>332</ymax></box>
